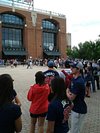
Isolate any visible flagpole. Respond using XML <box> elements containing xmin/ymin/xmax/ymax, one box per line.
<box><xmin>12</xmin><ymin>0</ymin><xmax>15</xmax><ymax>12</ymax></box>
<box><xmin>31</xmin><ymin>0</ymin><xmax>37</xmax><ymax>26</ymax></box>
<box><xmin>32</xmin><ymin>0</ymin><xmax>34</xmax><ymax>11</ymax></box>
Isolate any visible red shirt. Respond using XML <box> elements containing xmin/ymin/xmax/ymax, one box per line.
<box><xmin>27</xmin><ymin>83</ymin><xmax>50</xmax><ymax>114</ymax></box>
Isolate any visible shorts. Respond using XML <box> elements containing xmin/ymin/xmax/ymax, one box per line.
<box><xmin>30</xmin><ymin>112</ymin><xmax>47</xmax><ymax>118</ymax></box>
<box><xmin>86</xmin><ymin>81</ymin><xmax>91</xmax><ymax>87</ymax></box>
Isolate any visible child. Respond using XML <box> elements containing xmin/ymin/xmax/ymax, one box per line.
<box><xmin>0</xmin><ymin>74</ymin><xmax>22</xmax><ymax>133</ymax></box>
<box><xmin>46</xmin><ymin>77</ymin><xmax>73</xmax><ymax>133</ymax></box>
<box><xmin>27</xmin><ymin>71</ymin><xmax>50</xmax><ymax>133</ymax></box>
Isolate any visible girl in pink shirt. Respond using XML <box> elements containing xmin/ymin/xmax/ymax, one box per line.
<box><xmin>27</xmin><ymin>71</ymin><xmax>50</xmax><ymax>133</ymax></box>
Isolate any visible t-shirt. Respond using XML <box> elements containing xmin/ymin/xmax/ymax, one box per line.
<box><xmin>0</xmin><ymin>103</ymin><xmax>22</xmax><ymax>133</ymax></box>
<box><xmin>59</xmin><ymin>68</ymin><xmax>72</xmax><ymax>81</ymax></box>
<box><xmin>46</xmin><ymin>98</ymin><xmax>69</xmax><ymax>133</ymax></box>
<box><xmin>43</xmin><ymin>70</ymin><xmax>59</xmax><ymax>101</ymax></box>
<box><xmin>60</xmin><ymin>69</ymin><xmax>73</xmax><ymax>88</ymax></box>
<box><xmin>43</xmin><ymin>69</ymin><xmax>59</xmax><ymax>85</ymax></box>
<box><xmin>70</xmin><ymin>76</ymin><xmax>87</xmax><ymax>114</ymax></box>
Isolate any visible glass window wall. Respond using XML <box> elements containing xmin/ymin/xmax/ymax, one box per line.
<box><xmin>2</xmin><ymin>28</ymin><xmax>22</xmax><ymax>48</ymax></box>
<box><xmin>1</xmin><ymin>13</ymin><xmax>24</xmax><ymax>49</ymax></box>
<box><xmin>1</xmin><ymin>14</ymin><xmax>23</xmax><ymax>25</ymax></box>
<box><xmin>42</xmin><ymin>20</ymin><xmax>58</xmax><ymax>51</ymax></box>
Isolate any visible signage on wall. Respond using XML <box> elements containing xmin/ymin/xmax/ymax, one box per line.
<box><xmin>49</xmin><ymin>43</ymin><xmax>54</xmax><ymax>51</ymax></box>
<box><xmin>49</xmin><ymin>45</ymin><xmax>53</xmax><ymax>51</ymax></box>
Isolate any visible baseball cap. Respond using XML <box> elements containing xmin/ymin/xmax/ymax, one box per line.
<box><xmin>47</xmin><ymin>60</ymin><xmax>55</xmax><ymax>68</ymax></box>
<box><xmin>71</xmin><ymin>62</ymin><xmax>83</xmax><ymax>69</ymax></box>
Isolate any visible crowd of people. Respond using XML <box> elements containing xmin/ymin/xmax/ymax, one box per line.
<box><xmin>0</xmin><ymin>58</ymin><xmax>100</xmax><ymax>133</ymax></box>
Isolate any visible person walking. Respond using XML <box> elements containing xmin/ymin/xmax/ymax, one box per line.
<box><xmin>66</xmin><ymin>62</ymin><xmax>87</xmax><ymax>133</ymax></box>
<box><xmin>27</xmin><ymin>71</ymin><xmax>50</xmax><ymax>133</ymax></box>
<box><xmin>0</xmin><ymin>74</ymin><xmax>22</xmax><ymax>133</ymax></box>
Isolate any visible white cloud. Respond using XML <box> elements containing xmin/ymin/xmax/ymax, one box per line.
<box><xmin>34</xmin><ymin>0</ymin><xmax>100</xmax><ymax>47</ymax></box>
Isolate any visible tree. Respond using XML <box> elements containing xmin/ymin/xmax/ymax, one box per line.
<box><xmin>66</xmin><ymin>47</ymin><xmax>79</xmax><ymax>59</ymax></box>
<box><xmin>66</xmin><ymin>40</ymin><xmax>100</xmax><ymax>60</ymax></box>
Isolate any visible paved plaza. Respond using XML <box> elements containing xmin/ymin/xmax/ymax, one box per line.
<box><xmin>0</xmin><ymin>65</ymin><xmax>100</xmax><ymax>133</ymax></box>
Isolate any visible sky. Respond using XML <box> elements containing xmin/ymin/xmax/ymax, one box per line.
<box><xmin>34</xmin><ymin>0</ymin><xmax>100</xmax><ymax>47</ymax></box>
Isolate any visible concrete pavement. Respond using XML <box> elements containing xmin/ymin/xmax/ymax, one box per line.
<box><xmin>0</xmin><ymin>65</ymin><xmax>100</xmax><ymax>133</ymax></box>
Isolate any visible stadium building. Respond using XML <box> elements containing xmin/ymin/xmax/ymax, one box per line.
<box><xmin>0</xmin><ymin>0</ymin><xmax>67</xmax><ymax>61</ymax></box>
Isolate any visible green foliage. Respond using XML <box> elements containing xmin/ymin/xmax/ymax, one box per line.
<box><xmin>66</xmin><ymin>40</ymin><xmax>100</xmax><ymax>60</ymax></box>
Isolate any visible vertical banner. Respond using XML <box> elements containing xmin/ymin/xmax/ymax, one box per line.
<box><xmin>31</xmin><ymin>11</ymin><xmax>37</xmax><ymax>26</ymax></box>
<box><xmin>30</xmin><ymin>0</ymin><xmax>37</xmax><ymax>26</ymax></box>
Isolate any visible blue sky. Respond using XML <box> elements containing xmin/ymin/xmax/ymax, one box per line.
<box><xmin>2</xmin><ymin>0</ymin><xmax>100</xmax><ymax>47</ymax></box>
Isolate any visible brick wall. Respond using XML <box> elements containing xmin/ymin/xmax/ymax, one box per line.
<box><xmin>0</xmin><ymin>6</ymin><xmax>67</xmax><ymax>59</ymax></box>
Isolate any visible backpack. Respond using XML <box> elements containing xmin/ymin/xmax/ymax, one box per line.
<box><xmin>61</xmin><ymin>70</ymin><xmax>73</xmax><ymax>88</ymax></box>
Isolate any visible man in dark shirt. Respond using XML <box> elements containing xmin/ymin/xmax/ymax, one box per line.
<box><xmin>43</xmin><ymin>60</ymin><xmax>59</xmax><ymax>101</ymax></box>
<box><xmin>43</xmin><ymin>60</ymin><xmax>59</xmax><ymax>85</ymax></box>
<box><xmin>67</xmin><ymin>62</ymin><xmax>87</xmax><ymax>133</ymax></box>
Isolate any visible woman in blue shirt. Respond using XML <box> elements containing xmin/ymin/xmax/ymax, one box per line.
<box><xmin>46</xmin><ymin>77</ymin><xmax>73</xmax><ymax>133</ymax></box>
<box><xmin>0</xmin><ymin>74</ymin><xmax>22</xmax><ymax>133</ymax></box>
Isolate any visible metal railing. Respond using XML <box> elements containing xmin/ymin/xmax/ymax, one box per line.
<box><xmin>0</xmin><ymin>0</ymin><xmax>66</xmax><ymax>19</ymax></box>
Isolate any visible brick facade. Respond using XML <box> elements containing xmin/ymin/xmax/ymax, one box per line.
<box><xmin>0</xmin><ymin>5</ymin><xmax>67</xmax><ymax>59</ymax></box>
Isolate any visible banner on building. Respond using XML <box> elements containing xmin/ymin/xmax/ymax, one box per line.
<box><xmin>31</xmin><ymin>11</ymin><xmax>37</xmax><ymax>26</ymax></box>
